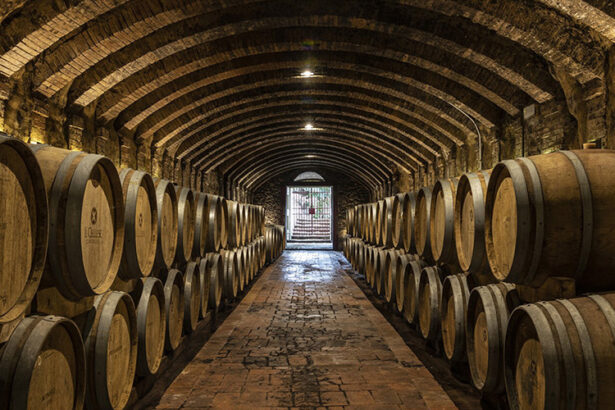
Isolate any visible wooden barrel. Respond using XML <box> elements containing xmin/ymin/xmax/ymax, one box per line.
<box><xmin>505</xmin><ymin>293</ymin><xmax>615</xmax><ymax>410</ymax></box>
<box><xmin>205</xmin><ymin>253</ymin><xmax>223</xmax><ymax>311</ymax></box>
<box><xmin>485</xmin><ymin>149</ymin><xmax>615</xmax><ymax>291</ymax></box>
<box><xmin>373</xmin><ymin>248</ymin><xmax>388</xmax><ymax>295</ymax></box>
<box><xmin>418</xmin><ymin>266</ymin><xmax>443</xmax><ymax>342</ymax></box>
<box><xmin>119</xmin><ymin>169</ymin><xmax>158</xmax><ymax>279</ymax></box>
<box><xmin>153</xmin><ymin>178</ymin><xmax>178</xmax><ymax>272</ymax></box>
<box><xmin>133</xmin><ymin>277</ymin><xmax>165</xmax><ymax>377</ymax></box>
<box><xmin>162</xmin><ymin>269</ymin><xmax>184</xmax><ymax>352</ymax></box>
<box><xmin>466</xmin><ymin>282</ymin><xmax>520</xmax><ymax>394</ymax></box>
<box><xmin>346</xmin><ymin>207</ymin><xmax>355</xmax><ymax>236</ymax></box>
<box><xmin>0</xmin><ymin>315</ymin><xmax>85</xmax><ymax>409</ymax></box>
<box><xmin>391</xmin><ymin>193</ymin><xmax>405</xmax><ymax>248</ymax></box>
<box><xmin>183</xmin><ymin>261</ymin><xmax>201</xmax><ymax>334</ymax></box>
<box><xmin>204</xmin><ymin>194</ymin><xmax>222</xmax><ymax>252</ymax></box>
<box><xmin>441</xmin><ymin>273</ymin><xmax>471</xmax><ymax>364</ymax></box>
<box><xmin>414</xmin><ymin>186</ymin><xmax>433</xmax><ymax>263</ymax></box>
<box><xmin>365</xmin><ymin>245</ymin><xmax>378</xmax><ymax>286</ymax></box>
<box><xmin>237</xmin><ymin>203</ymin><xmax>247</xmax><ymax>246</ymax></box>
<box><xmin>400</xmin><ymin>260</ymin><xmax>427</xmax><ymax>324</ymax></box>
<box><xmin>225</xmin><ymin>200</ymin><xmax>241</xmax><ymax>248</ymax></box>
<box><xmin>381</xmin><ymin>196</ymin><xmax>395</xmax><ymax>248</ymax></box>
<box><xmin>192</xmin><ymin>192</ymin><xmax>209</xmax><ymax>259</ymax></box>
<box><xmin>367</xmin><ymin>202</ymin><xmax>377</xmax><ymax>244</ymax></box>
<box><xmin>402</xmin><ymin>193</ymin><xmax>418</xmax><ymax>253</ymax></box>
<box><xmin>390</xmin><ymin>253</ymin><xmax>414</xmax><ymax>309</ymax></box>
<box><xmin>257</xmin><ymin>236</ymin><xmax>266</xmax><ymax>268</ymax></box>
<box><xmin>197</xmin><ymin>258</ymin><xmax>210</xmax><ymax>318</ymax></box>
<box><xmin>375</xmin><ymin>200</ymin><xmax>385</xmax><ymax>245</ymax></box>
<box><xmin>430</xmin><ymin>178</ymin><xmax>459</xmax><ymax>266</ymax></box>
<box><xmin>218</xmin><ymin>196</ymin><xmax>228</xmax><ymax>249</ymax></box>
<box><xmin>454</xmin><ymin>171</ymin><xmax>495</xmax><ymax>285</ymax></box>
<box><xmin>83</xmin><ymin>291</ymin><xmax>138</xmax><ymax>410</ymax></box>
<box><xmin>384</xmin><ymin>249</ymin><xmax>405</xmax><ymax>303</ymax></box>
<box><xmin>174</xmin><ymin>186</ymin><xmax>194</xmax><ymax>267</ymax></box>
<box><xmin>236</xmin><ymin>247</ymin><xmax>247</xmax><ymax>292</ymax></box>
<box><xmin>0</xmin><ymin>136</ymin><xmax>48</xmax><ymax>323</ymax></box>
<box><xmin>357</xmin><ymin>242</ymin><xmax>367</xmax><ymax>275</ymax></box>
<box><xmin>394</xmin><ymin>254</ymin><xmax>420</xmax><ymax>313</ymax></box>
<box><xmin>32</xmin><ymin>144</ymin><xmax>123</xmax><ymax>300</ymax></box>
<box><xmin>248</xmin><ymin>243</ymin><xmax>258</xmax><ymax>281</ymax></box>
<box><xmin>221</xmin><ymin>249</ymin><xmax>239</xmax><ymax>298</ymax></box>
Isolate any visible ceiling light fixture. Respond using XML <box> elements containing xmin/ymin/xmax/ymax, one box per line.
<box><xmin>305</xmin><ymin>154</ymin><xmax>316</xmax><ymax>158</ymax></box>
<box><xmin>300</xmin><ymin>70</ymin><xmax>314</xmax><ymax>78</ymax></box>
<box><xmin>303</xmin><ymin>123</ymin><xmax>314</xmax><ymax>131</ymax></box>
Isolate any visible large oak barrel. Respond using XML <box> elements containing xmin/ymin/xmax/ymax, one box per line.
<box><xmin>418</xmin><ymin>266</ymin><xmax>443</xmax><ymax>342</ymax></box>
<box><xmin>221</xmin><ymin>249</ymin><xmax>239</xmax><ymax>298</ymax></box>
<box><xmin>205</xmin><ymin>194</ymin><xmax>224</xmax><ymax>252</ymax></box>
<box><xmin>401</xmin><ymin>260</ymin><xmax>427</xmax><ymax>324</ymax></box>
<box><xmin>485</xmin><ymin>149</ymin><xmax>615</xmax><ymax>291</ymax></box>
<box><xmin>192</xmin><ymin>192</ymin><xmax>209</xmax><ymax>259</ymax></box>
<box><xmin>225</xmin><ymin>200</ymin><xmax>241</xmax><ymax>248</ymax></box>
<box><xmin>205</xmin><ymin>253</ymin><xmax>223</xmax><ymax>311</ymax></box>
<box><xmin>414</xmin><ymin>186</ymin><xmax>433</xmax><ymax>263</ymax></box>
<box><xmin>83</xmin><ymin>291</ymin><xmax>137</xmax><ymax>410</ymax></box>
<box><xmin>162</xmin><ymin>269</ymin><xmax>184</xmax><ymax>352</ymax></box>
<box><xmin>394</xmin><ymin>254</ymin><xmax>420</xmax><ymax>313</ymax></box>
<box><xmin>119</xmin><ymin>169</ymin><xmax>158</xmax><ymax>279</ymax></box>
<box><xmin>391</xmin><ymin>193</ymin><xmax>405</xmax><ymax>248</ymax></box>
<box><xmin>373</xmin><ymin>248</ymin><xmax>387</xmax><ymax>295</ymax></box>
<box><xmin>346</xmin><ymin>207</ymin><xmax>355</xmax><ymax>236</ymax></box>
<box><xmin>375</xmin><ymin>200</ymin><xmax>384</xmax><ymax>245</ymax></box>
<box><xmin>0</xmin><ymin>135</ymin><xmax>48</xmax><ymax>323</ymax></box>
<box><xmin>505</xmin><ymin>293</ymin><xmax>615</xmax><ymax>410</ymax></box>
<box><xmin>218</xmin><ymin>196</ymin><xmax>228</xmax><ymax>249</ymax></box>
<box><xmin>430</xmin><ymin>178</ymin><xmax>459</xmax><ymax>266</ymax></box>
<box><xmin>466</xmin><ymin>282</ymin><xmax>520</xmax><ymax>394</ymax></box>
<box><xmin>454</xmin><ymin>171</ymin><xmax>495</xmax><ymax>285</ymax></box>
<box><xmin>174</xmin><ymin>186</ymin><xmax>194</xmax><ymax>267</ymax></box>
<box><xmin>258</xmin><ymin>236</ymin><xmax>266</xmax><ymax>268</ymax></box>
<box><xmin>384</xmin><ymin>249</ymin><xmax>405</xmax><ymax>303</ymax></box>
<box><xmin>32</xmin><ymin>144</ymin><xmax>123</xmax><ymax>300</ymax></box>
<box><xmin>237</xmin><ymin>203</ymin><xmax>247</xmax><ymax>246</ymax></box>
<box><xmin>402</xmin><ymin>193</ymin><xmax>418</xmax><ymax>253</ymax></box>
<box><xmin>183</xmin><ymin>261</ymin><xmax>201</xmax><ymax>334</ymax></box>
<box><xmin>236</xmin><ymin>247</ymin><xmax>247</xmax><ymax>292</ymax></box>
<box><xmin>153</xmin><ymin>178</ymin><xmax>178</xmax><ymax>272</ymax></box>
<box><xmin>0</xmin><ymin>315</ymin><xmax>85</xmax><ymax>409</ymax></box>
<box><xmin>197</xmin><ymin>258</ymin><xmax>210</xmax><ymax>318</ymax></box>
<box><xmin>133</xmin><ymin>277</ymin><xmax>165</xmax><ymax>377</ymax></box>
<box><xmin>380</xmin><ymin>197</ymin><xmax>395</xmax><ymax>248</ymax></box>
<box><xmin>367</xmin><ymin>202</ymin><xmax>377</xmax><ymax>244</ymax></box>
<box><xmin>441</xmin><ymin>273</ymin><xmax>471</xmax><ymax>364</ymax></box>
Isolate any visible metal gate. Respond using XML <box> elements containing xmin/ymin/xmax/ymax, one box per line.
<box><xmin>286</xmin><ymin>186</ymin><xmax>332</xmax><ymax>242</ymax></box>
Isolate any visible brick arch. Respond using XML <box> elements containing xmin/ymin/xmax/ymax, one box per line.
<box><xmin>105</xmin><ymin>46</ymin><xmax>526</xmax><ymax>138</ymax></box>
<box><xmin>228</xmin><ymin>148</ymin><xmax>391</xmax><ymax>187</ymax></box>
<box><xmin>178</xmin><ymin>111</ymin><xmax>436</xmax><ymax>170</ymax></box>
<box><xmin>247</xmin><ymin>163</ymin><xmax>376</xmax><ymax>194</ymax></box>
<box><xmin>242</xmin><ymin>158</ymin><xmax>383</xmax><ymax>192</ymax></box>
<box><xmin>141</xmin><ymin>76</ymin><xmax>472</xmax><ymax>151</ymax></box>
<box><xmin>220</xmin><ymin>142</ymin><xmax>394</xmax><ymax>184</ymax></box>
<box><xmin>162</xmin><ymin>89</ymin><xmax>470</xmax><ymax>156</ymax></box>
<box><xmin>167</xmin><ymin>98</ymin><xmax>453</xmax><ymax>160</ymax></box>
<box><xmin>190</xmin><ymin>125</ymin><xmax>416</xmax><ymax>174</ymax></box>
<box><xmin>77</xmin><ymin>23</ymin><xmax>556</xmax><ymax>116</ymax></box>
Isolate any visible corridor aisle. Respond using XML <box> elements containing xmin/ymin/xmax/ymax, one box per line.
<box><xmin>155</xmin><ymin>251</ymin><xmax>457</xmax><ymax>409</ymax></box>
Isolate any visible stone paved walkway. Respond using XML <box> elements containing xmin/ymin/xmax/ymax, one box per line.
<box><xmin>155</xmin><ymin>251</ymin><xmax>457</xmax><ymax>409</ymax></box>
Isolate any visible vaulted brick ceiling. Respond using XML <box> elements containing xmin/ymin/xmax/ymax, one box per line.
<box><xmin>0</xmin><ymin>0</ymin><xmax>613</xmax><ymax>193</ymax></box>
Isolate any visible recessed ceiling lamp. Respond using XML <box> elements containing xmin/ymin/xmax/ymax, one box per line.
<box><xmin>300</xmin><ymin>70</ymin><xmax>314</xmax><ymax>78</ymax></box>
<box><xmin>305</xmin><ymin>154</ymin><xmax>317</xmax><ymax>158</ymax></box>
<box><xmin>304</xmin><ymin>123</ymin><xmax>314</xmax><ymax>130</ymax></box>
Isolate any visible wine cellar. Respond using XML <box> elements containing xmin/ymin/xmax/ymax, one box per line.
<box><xmin>1</xmin><ymin>1</ymin><xmax>615</xmax><ymax>409</ymax></box>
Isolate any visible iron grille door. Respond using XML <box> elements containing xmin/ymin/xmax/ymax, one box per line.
<box><xmin>287</xmin><ymin>186</ymin><xmax>332</xmax><ymax>242</ymax></box>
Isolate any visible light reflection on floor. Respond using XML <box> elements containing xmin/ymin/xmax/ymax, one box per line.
<box><xmin>278</xmin><ymin>251</ymin><xmax>339</xmax><ymax>283</ymax></box>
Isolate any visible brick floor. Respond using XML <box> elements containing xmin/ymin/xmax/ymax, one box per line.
<box><xmin>155</xmin><ymin>251</ymin><xmax>457</xmax><ymax>409</ymax></box>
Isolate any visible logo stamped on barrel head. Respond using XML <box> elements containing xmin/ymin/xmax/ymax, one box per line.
<box><xmin>85</xmin><ymin>207</ymin><xmax>102</xmax><ymax>242</ymax></box>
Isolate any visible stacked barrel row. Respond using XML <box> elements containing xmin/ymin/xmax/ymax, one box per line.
<box><xmin>344</xmin><ymin>146</ymin><xmax>615</xmax><ymax>410</ymax></box>
<box><xmin>0</xmin><ymin>134</ymin><xmax>283</xmax><ymax>410</ymax></box>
